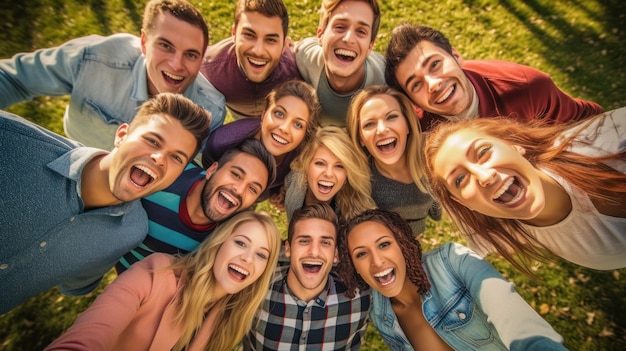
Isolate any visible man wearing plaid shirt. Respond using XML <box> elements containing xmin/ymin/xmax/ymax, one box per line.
<box><xmin>243</xmin><ymin>203</ymin><xmax>371</xmax><ymax>350</ymax></box>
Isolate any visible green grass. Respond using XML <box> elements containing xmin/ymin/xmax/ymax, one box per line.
<box><xmin>1</xmin><ymin>0</ymin><xmax>625</xmax><ymax>350</ymax></box>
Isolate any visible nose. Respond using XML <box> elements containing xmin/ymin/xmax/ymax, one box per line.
<box><xmin>376</xmin><ymin>120</ymin><xmax>387</xmax><ymax>134</ymax></box>
<box><xmin>342</xmin><ymin>28</ymin><xmax>355</xmax><ymax>43</ymax></box>
<box><xmin>308</xmin><ymin>242</ymin><xmax>320</xmax><ymax>257</ymax></box>
<box><xmin>169</xmin><ymin>52</ymin><xmax>184</xmax><ymax>71</ymax></box>
<box><xmin>472</xmin><ymin>165</ymin><xmax>497</xmax><ymax>187</ymax></box>
<box><xmin>241</xmin><ymin>249</ymin><xmax>252</xmax><ymax>263</ymax></box>
<box><xmin>425</xmin><ymin>75</ymin><xmax>442</xmax><ymax>93</ymax></box>
<box><xmin>250</xmin><ymin>38</ymin><xmax>264</xmax><ymax>55</ymax></box>
<box><xmin>371</xmin><ymin>250</ymin><xmax>384</xmax><ymax>268</ymax></box>
<box><xmin>151</xmin><ymin>152</ymin><xmax>165</xmax><ymax>167</ymax></box>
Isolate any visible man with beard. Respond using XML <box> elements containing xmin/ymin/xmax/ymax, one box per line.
<box><xmin>243</xmin><ymin>203</ymin><xmax>371</xmax><ymax>350</ymax></box>
<box><xmin>116</xmin><ymin>138</ymin><xmax>275</xmax><ymax>273</ymax></box>
<box><xmin>200</xmin><ymin>0</ymin><xmax>302</xmax><ymax>119</ymax></box>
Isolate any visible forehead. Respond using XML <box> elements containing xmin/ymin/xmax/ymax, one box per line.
<box><xmin>274</xmin><ymin>95</ymin><xmax>311</xmax><ymax>117</ymax></box>
<box><xmin>312</xmin><ymin>145</ymin><xmax>337</xmax><ymax>160</ymax></box>
<box><xmin>360</xmin><ymin>94</ymin><xmax>401</xmax><ymax>117</ymax></box>
<box><xmin>236</xmin><ymin>11</ymin><xmax>284</xmax><ymax>38</ymax></box>
<box><xmin>327</xmin><ymin>0</ymin><xmax>374</xmax><ymax>27</ymax></box>
<box><xmin>348</xmin><ymin>220</ymin><xmax>392</xmax><ymax>243</ymax></box>
<box><xmin>433</xmin><ymin>129</ymin><xmax>486</xmax><ymax>175</ymax></box>
<box><xmin>396</xmin><ymin>41</ymin><xmax>454</xmax><ymax>74</ymax></box>
<box><xmin>232</xmin><ymin>220</ymin><xmax>268</xmax><ymax>243</ymax></box>
<box><xmin>293</xmin><ymin>218</ymin><xmax>336</xmax><ymax>239</ymax></box>
<box><xmin>147</xmin><ymin>11</ymin><xmax>205</xmax><ymax>47</ymax></box>
<box><xmin>224</xmin><ymin>152</ymin><xmax>268</xmax><ymax>179</ymax></box>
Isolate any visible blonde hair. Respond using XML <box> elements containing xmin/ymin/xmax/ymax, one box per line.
<box><xmin>169</xmin><ymin>211</ymin><xmax>281</xmax><ymax>351</ymax></box>
<box><xmin>291</xmin><ymin>126</ymin><xmax>376</xmax><ymax>221</ymax></box>
<box><xmin>347</xmin><ymin>85</ymin><xmax>429</xmax><ymax>193</ymax></box>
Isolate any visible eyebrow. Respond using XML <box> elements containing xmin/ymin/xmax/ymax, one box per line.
<box><xmin>350</xmin><ymin>235</ymin><xmax>389</xmax><ymax>253</ymax></box>
<box><xmin>233</xmin><ymin>165</ymin><xmax>264</xmax><ymax>190</ymax></box>
<box><xmin>443</xmin><ymin>138</ymin><xmax>478</xmax><ymax>181</ymax></box>
<box><xmin>333</xmin><ymin>17</ymin><xmax>372</xmax><ymax>29</ymax></box>
<box><xmin>157</xmin><ymin>36</ymin><xmax>202</xmax><ymax>57</ymax></box>
<box><xmin>237</xmin><ymin>234</ymin><xmax>271</xmax><ymax>254</ymax></box>
<box><xmin>147</xmin><ymin>132</ymin><xmax>191</xmax><ymax>163</ymax></box>
<box><xmin>403</xmin><ymin>53</ymin><xmax>435</xmax><ymax>91</ymax></box>
<box><xmin>242</xmin><ymin>26</ymin><xmax>281</xmax><ymax>39</ymax></box>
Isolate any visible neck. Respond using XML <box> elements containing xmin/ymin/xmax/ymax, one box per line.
<box><xmin>80</xmin><ymin>154</ymin><xmax>120</xmax><ymax>209</ymax></box>
<box><xmin>390</xmin><ymin>277</ymin><xmax>422</xmax><ymax>309</ymax></box>
<box><xmin>523</xmin><ymin>170</ymin><xmax>572</xmax><ymax>226</ymax></box>
<box><xmin>326</xmin><ymin>67</ymin><xmax>365</xmax><ymax>94</ymax></box>
<box><xmin>286</xmin><ymin>270</ymin><xmax>328</xmax><ymax>303</ymax></box>
<box><xmin>374</xmin><ymin>157</ymin><xmax>412</xmax><ymax>184</ymax></box>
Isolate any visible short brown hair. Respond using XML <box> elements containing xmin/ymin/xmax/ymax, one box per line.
<box><xmin>131</xmin><ymin>93</ymin><xmax>211</xmax><ymax>158</ymax></box>
<box><xmin>142</xmin><ymin>0</ymin><xmax>209</xmax><ymax>48</ymax></box>
<box><xmin>318</xmin><ymin>0</ymin><xmax>381</xmax><ymax>42</ymax></box>
<box><xmin>235</xmin><ymin>0</ymin><xmax>289</xmax><ymax>38</ymax></box>
<box><xmin>287</xmin><ymin>203</ymin><xmax>338</xmax><ymax>243</ymax></box>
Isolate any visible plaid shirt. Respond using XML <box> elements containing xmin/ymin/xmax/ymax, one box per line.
<box><xmin>243</xmin><ymin>264</ymin><xmax>371</xmax><ymax>351</ymax></box>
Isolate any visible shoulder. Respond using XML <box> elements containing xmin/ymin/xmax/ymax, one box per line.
<box><xmin>204</xmin><ymin>37</ymin><xmax>234</xmax><ymax>61</ymax></box>
<box><xmin>463</xmin><ymin>60</ymin><xmax>550</xmax><ymax>82</ymax></box>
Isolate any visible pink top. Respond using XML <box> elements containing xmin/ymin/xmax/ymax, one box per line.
<box><xmin>45</xmin><ymin>253</ymin><xmax>220</xmax><ymax>351</ymax></box>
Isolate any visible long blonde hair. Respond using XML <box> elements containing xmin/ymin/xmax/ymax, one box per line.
<box><xmin>169</xmin><ymin>211</ymin><xmax>281</xmax><ymax>351</ymax></box>
<box><xmin>291</xmin><ymin>126</ymin><xmax>376</xmax><ymax>221</ymax></box>
<box><xmin>347</xmin><ymin>85</ymin><xmax>429</xmax><ymax>193</ymax></box>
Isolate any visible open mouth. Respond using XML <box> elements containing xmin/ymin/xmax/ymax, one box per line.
<box><xmin>272</xmin><ymin>133</ymin><xmax>288</xmax><ymax>145</ymax></box>
<box><xmin>493</xmin><ymin>177</ymin><xmax>526</xmax><ymax>206</ymax></box>
<box><xmin>248</xmin><ymin>57</ymin><xmax>268</xmax><ymax>67</ymax></box>
<box><xmin>228</xmin><ymin>264</ymin><xmax>249</xmax><ymax>281</ymax></box>
<box><xmin>334</xmin><ymin>48</ymin><xmax>356</xmax><ymax>62</ymax></box>
<box><xmin>376</xmin><ymin>137</ymin><xmax>397</xmax><ymax>153</ymax></box>
<box><xmin>217</xmin><ymin>190</ymin><xmax>240</xmax><ymax>210</ymax></box>
<box><xmin>163</xmin><ymin>71</ymin><xmax>184</xmax><ymax>85</ymax></box>
<box><xmin>130</xmin><ymin>165</ymin><xmax>156</xmax><ymax>187</ymax></box>
<box><xmin>374</xmin><ymin>267</ymin><xmax>396</xmax><ymax>286</ymax></box>
<box><xmin>302</xmin><ymin>261</ymin><xmax>323</xmax><ymax>274</ymax></box>
<box><xmin>317</xmin><ymin>180</ymin><xmax>335</xmax><ymax>194</ymax></box>
<box><xmin>435</xmin><ymin>84</ymin><xmax>455</xmax><ymax>104</ymax></box>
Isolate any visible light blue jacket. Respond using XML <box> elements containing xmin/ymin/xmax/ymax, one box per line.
<box><xmin>371</xmin><ymin>243</ymin><xmax>567</xmax><ymax>351</ymax></box>
<box><xmin>0</xmin><ymin>111</ymin><xmax>148</xmax><ymax>314</ymax></box>
<box><xmin>0</xmin><ymin>33</ymin><xmax>225</xmax><ymax>151</ymax></box>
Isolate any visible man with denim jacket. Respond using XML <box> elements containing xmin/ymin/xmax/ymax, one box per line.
<box><xmin>0</xmin><ymin>0</ymin><xmax>225</xmax><ymax>152</ymax></box>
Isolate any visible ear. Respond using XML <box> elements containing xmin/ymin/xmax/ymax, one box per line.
<box><xmin>113</xmin><ymin>124</ymin><xmax>130</xmax><ymax>148</ymax></box>
<box><xmin>140</xmin><ymin>30</ymin><xmax>148</xmax><ymax>56</ymax></box>
<box><xmin>316</xmin><ymin>27</ymin><xmax>324</xmax><ymax>43</ymax></box>
<box><xmin>231</xmin><ymin>24</ymin><xmax>236</xmax><ymax>36</ymax></box>
<box><xmin>205</xmin><ymin>162</ymin><xmax>219</xmax><ymax>179</ymax></box>
<box><xmin>512</xmin><ymin>144</ymin><xmax>526</xmax><ymax>155</ymax></box>
<box><xmin>451</xmin><ymin>47</ymin><xmax>464</xmax><ymax>65</ymax></box>
<box><xmin>333</xmin><ymin>248</ymin><xmax>339</xmax><ymax>264</ymax></box>
<box><xmin>284</xmin><ymin>241</ymin><xmax>291</xmax><ymax>258</ymax></box>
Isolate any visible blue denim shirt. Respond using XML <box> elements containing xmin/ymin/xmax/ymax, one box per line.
<box><xmin>0</xmin><ymin>33</ymin><xmax>225</xmax><ymax>151</ymax></box>
<box><xmin>371</xmin><ymin>243</ymin><xmax>567</xmax><ymax>351</ymax></box>
<box><xmin>0</xmin><ymin>111</ymin><xmax>148</xmax><ymax>314</ymax></box>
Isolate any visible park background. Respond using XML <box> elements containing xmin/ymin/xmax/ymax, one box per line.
<box><xmin>0</xmin><ymin>0</ymin><xmax>625</xmax><ymax>349</ymax></box>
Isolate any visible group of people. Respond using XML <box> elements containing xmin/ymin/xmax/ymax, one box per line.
<box><xmin>1</xmin><ymin>0</ymin><xmax>623</xmax><ymax>350</ymax></box>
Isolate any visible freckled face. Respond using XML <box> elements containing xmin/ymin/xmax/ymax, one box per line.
<box><xmin>433</xmin><ymin>129</ymin><xmax>545</xmax><ymax>220</ymax></box>
<box><xmin>348</xmin><ymin>221</ymin><xmax>407</xmax><ymax>298</ymax></box>
<box><xmin>213</xmin><ymin>220</ymin><xmax>271</xmax><ymax>296</ymax></box>
<box><xmin>260</xmin><ymin>96</ymin><xmax>311</xmax><ymax>157</ymax></box>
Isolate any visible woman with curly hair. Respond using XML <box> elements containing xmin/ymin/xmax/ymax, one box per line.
<box><xmin>336</xmin><ymin>209</ymin><xmax>568</xmax><ymax>351</ymax></box>
<box><xmin>424</xmin><ymin>108</ymin><xmax>626</xmax><ymax>272</ymax></box>
<box><xmin>284</xmin><ymin>125</ymin><xmax>376</xmax><ymax>222</ymax></box>
<box><xmin>46</xmin><ymin>211</ymin><xmax>282</xmax><ymax>351</ymax></box>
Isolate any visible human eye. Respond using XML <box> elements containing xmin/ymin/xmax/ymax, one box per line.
<box><xmin>454</xmin><ymin>173</ymin><xmax>466</xmax><ymax>188</ymax></box>
<box><xmin>171</xmin><ymin>154</ymin><xmax>184</xmax><ymax>164</ymax></box>
<box><xmin>243</xmin><ymin>32</ymin><xmax>255</xmax><ymax>40</ymax></box>
<box><xmin>314</xmin><ymin>160</ymin><xmax>325</xmax><ymax>167</ymax></box>
<box><xmin>256</xmin><ymin>251</ymin><xmax>268</xmax><ymax>260</ymax></box>
<box><xmin>231</xmin><ymin>170</ymin><xmax>241</xmax><ymax>179</ymax></box>
<box><xmin>294</xmin><ymin>121</ymin><xmax>303</xmax><ymax>129</ymax></box>
<box><xmin>477</xmin><ymin>144</ymin><xmax>492</xmax><ymax>161</ymax></box>
<box><xmin>410</xmin><ymin>80</ymin><xmax>422</xmax><ymax>93</ymax></box>
<box><xmin>379</xmin><ymin>241</ymin><xmax>390</xmax><ymax>249</ymax></box>
<box><xmin>249</xmin><ymin>184</ymin><xmax>259</xmax><ymax>195</ymax></box>
<box><xmin>387</xmin><ymin>113</ymin><xmax>399</xmax><ymax>121</ymax></box>
<box><xmin>144</xmin><ymin>136</ymin><xmax>159</xmax><ymax>147</ymax></box>
<box><xmin>266</xmin><ymin>37</ymin><xmax>279</xmax><ymax>44</ymax></box>
<box><xmin>158</xmin><ymin>41</ymin><xmax>173</xmax><ymax>51</ymax></box>
<box><xmin>185</xmin><ymin>52</ymin><xmax>200</xmax><ymax>61</ymax></box>
<box><xmin>274</xmin><ymin>110</ymin><xmax>285</xmax><ymax>119</ymax></box>
<box><xmin>361</xmin><ymin>120</ymin><xmax>375</xmax><ymax>129</ymax></box>
<box><xmin>235</xmin><ymin>239</ymin><xmax>246</xmax><ymax>248</ymax></box>
<box><xmin>431</xmin><ymin>59</ymin><xmax>442</xmax><ymax>71</ymax></box>
<box><xmin>298</xmin><ymin>238</ymin><xmax>310</xmax><ymax>244</ymax></box>
<box><xmin>354</xmin><ymin>251</ymin><xmax>367</xmax><ymax>259</ymax></box>
<box><xmin>334</xmin><ymin>163</ymin><xmax>345</xmax><ymax>169</ymax></box>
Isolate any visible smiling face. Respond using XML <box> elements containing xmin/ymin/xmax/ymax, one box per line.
<box><xmin>306</xmin><ymin>145</ymin><xmax>347</xmax><ymax>203</ymax></box>
<box><xmin>233</xmin><ymin>11</ymin><xmax>285</xmax><ymax>83</ymax></box>
<box><xmin>348</xmin><ymin>220</ymin><xmax>407</xmax><ymax>298</ymax></box>
<box><xmin>395</xmin><ymin>41</ymin><xmax>473</xmax><ymax>117</ymax></box>
<box><xmin>141</xmin><ymin>11</ymin><xmax>205</xmax><ymax>96</ymax></box>
<box><xmin>260</xmin><ymin>95</ymin><xmax>311</xmax><ymax>157</ymax></box>
<box><xmin>317</xmin><ymin>0</ymin><xmax>374</xmax><ymax>89</ymax></box>
<box><xmin>108</xmin><ymin>114</ymin><xmax>197</xmax><ymax>202</ymax></box>
<box><xmin>358</xmin><ymin>94</ymin><xmax>409</xmax><ymax>168</ymax></box>
<box><xmin>200</xmin><ymin>153</ymin><xmax>269</xmax><ymax>222</ymax></box>
<box><xmin>433</xmin><ymin>128</ymin><xmax>545</xmax><ymax>220</ymax></box>
<box><xmin>213</xmin><ymin>220</ymin><xmax>271</xmax><ymax>295</ymax></box>
<box><xmin>285</xmin><ymin>217</ymin><xmax>338</xmax><ymax>301</ymax></box>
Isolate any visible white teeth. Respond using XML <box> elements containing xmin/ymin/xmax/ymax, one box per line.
<box><xmin>503</xmin><ymin>186</ymin><xmax>526</xmax><ymax>205</ymax></box>
<box><xmin>163</xmin><ymin>71</ymin><xmax>183</xmax><ymax>81</ymax></box>
<box><xmin>248</xmin><ymin>57</ymin><xmax>268</xmax><ymax>66</ymax></box>
<box><xmin>229</xmin><ymin>264</ymin><xmax>249</xmax><ymax>276</ymax></box>
<box><xmin>436</xmin><ymin>85</ymin><xmax>454</xmax><ymax>104</ymax></box>
<box><xmin>135</xmin><ymin>165</ymin><xmax>156</xmax><ymax>179</ymax></box>
<box><xmin>376</xmin><ymin>138</ymin><xmax>395</xmax><ymax>147</ymax></box>
<box><xmin>220</xmin><ymin>191</ymin><xmax>237</xmax><ymax>206</ymax></box>
<box><xmin>318</xmin><ymin>180</ymin><xmax>335</xmax><ymax>187</ymax></box>
<box><xmin>303</xmin><ymin>261</ymin><xmax>322</xmax><ymax>266</ymax></box>
<box><xmin>374</xmin><ymin>268</ymin><xmax>393</xmax><ymax>277</ymax></box>
<box><xmin>493</xmin><ymin>178</ymin><xmax>514</xmax><ymax>199</ymax></box>
<box><xmin>334</xmin><ymin>49</ymin><xmax>356</xmax><ymax>57</ymax></box>
<box><xmin>272</xmin><ymin>133</ymin><xmax>288</xmax><ymax>145</ymax></box>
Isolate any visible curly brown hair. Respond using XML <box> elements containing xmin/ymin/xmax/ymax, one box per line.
<box><xmin>336</xmin><ymin>209</ymin><xmax>431</xmax><ymax>298</ymax></box>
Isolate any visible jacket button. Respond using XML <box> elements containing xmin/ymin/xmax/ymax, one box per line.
<box><xmin>459</xmin><ymin>312</ymin><xmax>466</xmax><ymax>319</ymax></box>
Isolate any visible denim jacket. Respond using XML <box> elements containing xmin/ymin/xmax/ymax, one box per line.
<box><xmin>371</xmin><ymin>243</ymin><xmax>567</xmax><ymax>351</ymax></box>
<box><xmin>0</xmin><ymin>33</ymin><xmax>225</xmax><ymax>151</ymax></box>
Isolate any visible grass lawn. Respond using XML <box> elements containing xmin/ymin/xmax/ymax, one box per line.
<box><xmin>1</xmin><ymin>0</ymin><xmax>625</xmax><ymax>350</ymax></box>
